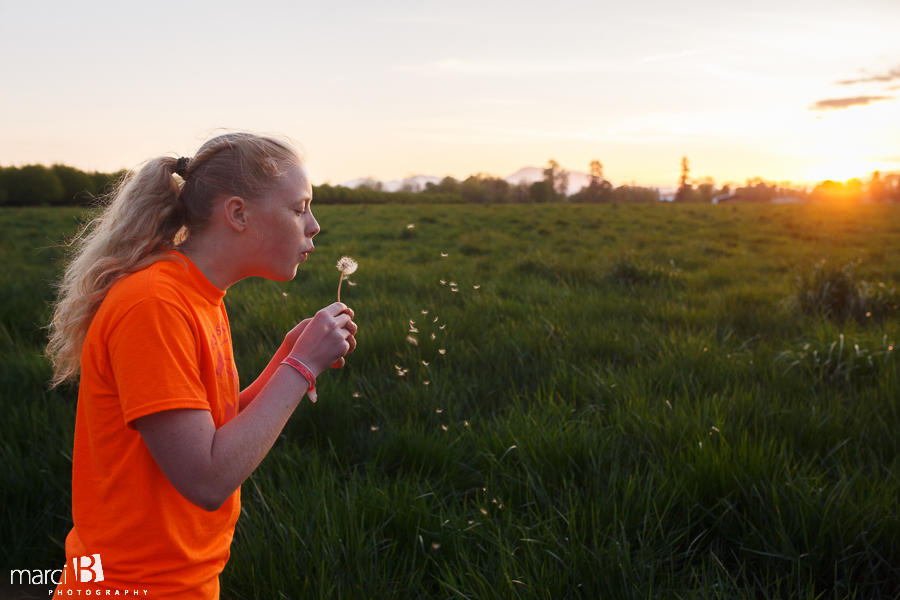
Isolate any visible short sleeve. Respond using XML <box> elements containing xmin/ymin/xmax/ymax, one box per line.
<box><xmin>108</xmin><ymin>298</ymin><xmax>212</xmax><ymax>429</ymax></box>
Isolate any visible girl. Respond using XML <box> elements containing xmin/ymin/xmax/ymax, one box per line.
<box><xmin>47</xmin><ymin>132</ymin><xmax>357</xmax><ymax>598</ymax></box>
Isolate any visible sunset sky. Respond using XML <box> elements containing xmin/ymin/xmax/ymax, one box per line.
<box><xmin>1</xmin><ymin>0</ymin><xmax>898</xmax><ymax>189</ymax></box>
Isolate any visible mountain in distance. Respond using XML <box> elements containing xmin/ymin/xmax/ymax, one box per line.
<box><xmin>341</xmin><ymin>167</ymin><xmax>599</xmax><ymax>196</ymax></box>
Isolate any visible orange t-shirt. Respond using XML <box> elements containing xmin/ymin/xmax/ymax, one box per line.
<box><xmin>55</xmin><ymin>252</ymin><xmax>241</xmax><ymax>599</ymax></box>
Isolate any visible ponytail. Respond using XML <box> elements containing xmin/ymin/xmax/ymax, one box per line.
<box><xmin>46</xmin><ymin>132</ymin><xmax>301</xmax><ymax>387</ymax></box>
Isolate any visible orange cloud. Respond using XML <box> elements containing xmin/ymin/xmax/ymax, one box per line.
<box><xmin>809</xmin><ymin>96</ymin><xmax>894</xmax><ymax>110</ymax></box>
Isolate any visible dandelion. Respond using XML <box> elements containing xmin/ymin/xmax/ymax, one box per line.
<box><xmin>335</xmin><ymin>256</ymin><xmax>358</xmax><ymax>302</ymax></box>
<box><xmin>407</xmin><ymin>223</ymin><xmax>415</xmax><ymax>229</ymax></box>
<box><xmin>406</xmin><ymin>336</ymin><xmax>418</xmax><ymax>346</ymax></box>
<box><xmin>439</xmin><ymin>349</ymin><xmax>446</xmax><ymax>355</ymax></box>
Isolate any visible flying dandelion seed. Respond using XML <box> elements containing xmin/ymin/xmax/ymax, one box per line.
<box><xmin>666</xmin><ymin>400</ymin><xmax>672</xmax><ymax>410</ymax></box>
<box><xmin>433</xmin><ymin>316</ymin><xmax>439</xmax><ymax>322</ymax></box>
<box><xmin>441</xmin><ymin>253</ymin><xmax>448</xmax><ymax>257</ymax></box>
<box><xmin>480</xmin><ymin>508</ymin><xmax>488</xmax><ymax>515</ymax></box>
<box><xmin>422</xmin><ymin>310</ymin><xmax>428</xmax><ymax>315</ymax></box>
<box><xmin>409</xmin><ymin>327</ymin><xmax>418</xmax><ymax>333</ymax></box>
<box><xmin>440</xmin><ymin>280</ymin><xmax>446</xmax><ymax>285</ymax></box>
<box><xmin>370</xmin><ymin>426</ymin><xmax>379</xmax><ymax>431</ymax></box>
<box><xmin>282</xmin><ymin>292</ymin><xmax>289</xmax><ymax>297</ymax></box>
<box><xmin>431</xmin><ymin>542</ymin><xmax>441</xmax><ymax>550</ymax></box>
<box><xmin>431</xmin><ymin>333</ymin><xmax>436</xmax><ymax>340</ymax></box>
<box><xmin>441</xmin><ymin>425</ymin><xmax>448</xmax><ymax>431</ymax></box>
<box><xmin>464</xmin><ymin>421</ymin><xmax>469</xmax><ymax>427</ymax></box>
<box><xmin>711</xmin><ymin>426</ymin><xmax>720</xmax><ymax>433</ymax></box>
<box><xmin>422</xmin><ymin>360</ymin><xmax>429</xmax><ymax>366</ymax></box>
<box><xmin>468</xmin><ymin>520</ymin><xmax>474</xmax><ymax>525</ymax></box>
<box><xmin>451</xmin><ymin>288</ymin><xmax>458</xmax><ymax>292</ymax></box>
<box><xmin>449</xmin><ymin>282</ymin><xmax>456</xmax><ymax>286</ymax></box>
<box><xmin>352</xmin><ymin>392</ymin><xmax>361</xmax><ymax>398</ymax></box>
<box><xmin>348</xmin><ymin>281</ymin><xmax>356</xmax><ymax>286</ymax></box>
<box><xmin>335</xmin><ymin>256</ymin><xmax>358</xmax><ymax>302</ymax></box>
<box><xmin>424</xmin><ymin>381</ymin><xmax>430</xmax><ymax>386</ymax></box>
<box><xmin>439</xmin><ymin>325</ymin><xmax>446</xmax><ymax>330</ymax></box>
<box><xmin>406</xmin><ymin>336</ymin><xmax>418</xmax><ymax>345</ymax></box>
<box><xmin>436</xmin><ymin>408</ymin><xmax>443</xmax><ymax>413</ymax></box>
<box><xmin>439</xmin><ymin>349</ymin><xmax>445</xmax><ymax>354</ymax></box>
<box><xmin>407</xmin><ymin>223</ymin><xmax>415</xmax><ymax>229</ymax></box>
<box><xmin>473</xmin><ymin>285</ymin><xmax>480</xmax><ymax>289</ymax></box>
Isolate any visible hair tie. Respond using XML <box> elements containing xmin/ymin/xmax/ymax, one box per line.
<box><xmin>174</xmin><ymin>157</ymin><xmax>190</xmax><ymax>179</ymax></box>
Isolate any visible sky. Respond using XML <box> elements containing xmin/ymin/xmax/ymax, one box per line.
<box><xmin>1</xmin><ymin>0</ymin><xmax>899</xmax><ymax>189</ymax></box>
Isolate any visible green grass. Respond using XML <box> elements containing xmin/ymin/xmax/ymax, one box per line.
<box><xmin>2</xmin><ymin>203</ymin><xmax>899</xmax><ymax>598</ymax></box>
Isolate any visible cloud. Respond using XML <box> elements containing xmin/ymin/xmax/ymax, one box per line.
<box><xmin>808</xmin><ymin>96</ymin><xmax>894</xmax><ymax>111</ymax></box>
<box><xmin>836</xmin><ymin>65</ymin><xmax>900</xmax><ymax>85</ymax></box>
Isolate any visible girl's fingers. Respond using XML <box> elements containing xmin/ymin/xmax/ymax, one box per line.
<box><xmin>330</xmin><ymin>358</ymin><xmax>345</xmax><ymax>369</ymax></box>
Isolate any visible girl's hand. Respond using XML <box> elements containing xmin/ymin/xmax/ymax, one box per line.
<box><xmin>283</xmin><ymin>318</ymin><xmax>312</xmax><ymax>350</ymax></box>
<box><xmin>289</xmin><ymin>303</ymin><xmax>356</xmax><ymax>377</ymax></box>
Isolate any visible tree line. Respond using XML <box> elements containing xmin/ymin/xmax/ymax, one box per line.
<box><xmin>2</xmin><ymin>159</ymin><xmax>896</xmax><ymax>207</ymax></box>
<box><xmin>673</xmin><ymin>156</ymin><xmax>900</xmax><ymax>203</ymax></box>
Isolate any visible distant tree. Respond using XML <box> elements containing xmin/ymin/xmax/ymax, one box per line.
<box><xmin>510</xmin><ymin>181</ymin><xmax>530</xmax><ymax>203</ymax></box>
<box><xmin>868</xmin><ymin>171</ymin><xmax>887</xmax><ymax>203</ymax></box>
<box><xmin>2</xmin><ymin>165</ymin><xmax>64</xmax><ymax>206</ymax></box>
<box><xmin>424</xmin><ymin>176</ymin><xmax>461</xmax><ymax>196</ymax></box>
<box><xmin>52</xmin><ymin>164</ymin><xmax>97</xmax><ymax>205</ymax></box>
<box><xmin>357</xmin><ymin>178</ymin><xmax>383</xmax><ymax>191</ymax></box>
<box><xmin>458</xmin><ymin>174</ymin><xmax>511</xmax><ymax>203</ymax></box>
<box><xmin>529</xmin><ymin>180</ymin><xmax>556</xmax><ymax>203</ymax></box>
<box><xmin>542</xmin><ymin>159</ymin><xmax>568</xmax><ymax>200</ymax></box>
<box><xmin>696</xmin><ymin>176</ymin><xmax>716</xmax><ymax>203</ymax></box>
<box><xmin>90</xmin><ymin>169</ymin><xmax>127</xmax><ymax>196</ymax></box>
<box><xmin>674</xmin><ymin>156</ymin><xmax>692</xmax><ymax>202</ymax></box>
<box><xmin>0</xmin><ymin>168</ymin><xmax>9</xmax><ymax>206</ymax></box>
<box><xmin>398</xmin><ymin>177</ymin><xmax>422</xmax><ymax>193</ymax></box>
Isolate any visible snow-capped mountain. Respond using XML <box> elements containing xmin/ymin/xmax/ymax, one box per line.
<box><xmin>341</xmin><ymin>167</ymin><xmax>608</xmax><ymax>196</ymax></box>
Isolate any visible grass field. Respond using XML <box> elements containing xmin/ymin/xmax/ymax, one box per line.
<box><xmin>2</xmin><ymin>203</ymin><xmax>899</xmax><ymax>599</ymax></box>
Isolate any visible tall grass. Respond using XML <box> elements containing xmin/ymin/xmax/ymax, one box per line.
<box><xmin>1</xmin><ymin>203</ymin><xmax>899</xmax><ymax>598</ymax></box>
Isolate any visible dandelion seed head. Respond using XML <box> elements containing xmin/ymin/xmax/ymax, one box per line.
<box><xmin>336</xmin><ymin>256</ymin><xmax>358</xmax><ymax>275</ymax></box>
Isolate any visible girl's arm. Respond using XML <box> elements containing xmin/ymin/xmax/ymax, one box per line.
<box><xmin>239</xmin><ymin>318</ymin><xmax>311</xmax><ymax>411</ymax></box>
<box><xmin>135</xmin><ymin>303</ymin><xmax>355</xmax><ymax>512</ymax></box>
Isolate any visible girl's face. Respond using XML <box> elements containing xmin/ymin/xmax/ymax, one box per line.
<box><xmin>251</xmin><ymin>163</ymin><xmax>319</xmax><ymax>281</ymax></box>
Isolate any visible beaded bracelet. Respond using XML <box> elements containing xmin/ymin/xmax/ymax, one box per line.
<box><xmin>281</xmin><ymin>356</ymin><xmax>317</xmax><ymax>403</ymax></box>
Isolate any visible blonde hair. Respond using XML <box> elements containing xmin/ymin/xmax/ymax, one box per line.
<box><xmin>46</xmin><ymin>132</ymin><xmax>301</xmax><ymax>387</ymax></box>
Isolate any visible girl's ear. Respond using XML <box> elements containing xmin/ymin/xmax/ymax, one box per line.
<box><xmin>223</xmin><ymin>196</ymin><xmax>247</xmax><ymax>232</ymax></box>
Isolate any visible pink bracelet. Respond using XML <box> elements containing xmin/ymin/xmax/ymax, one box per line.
<box><xmin>281</xmin><ymin>356</ymin><xmax>317</xmax><ymax>402</ymax></box>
